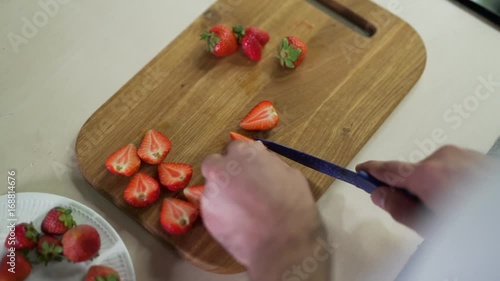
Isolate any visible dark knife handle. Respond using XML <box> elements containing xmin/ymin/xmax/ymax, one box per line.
<box><xmin>358</xmin><ymin>171</ymin><xmax>422</xmax><ymax>202</ymax></box>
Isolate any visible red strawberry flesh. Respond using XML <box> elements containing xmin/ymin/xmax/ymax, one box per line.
<box><xmin>123</xmin><ymin>173</ymin><xmax>160</xmax><ymax>208</ymax></box>
<box><xmin>138</xmin><ymin>130</ymin><xmax>172</xmax><ymax>165</ymax></box>
<box><xmin>105</xmin><ymin>144</ymin><xmax>141</xmax><ymax>176</ymax></box>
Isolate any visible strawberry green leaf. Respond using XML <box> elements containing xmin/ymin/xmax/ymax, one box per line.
<box><xmin>58</xmin><ymin>208</ymin><xmax>76</xmax><ymax>229</ymax></box>
<box><xmin>285</xmin><ymin>60</ymin><xmax>295</xmax><ymax>69</ymax></box>
<box><xmin>200</xmin><ymin>32</ymin><xmax>221</xmax><ymax>53</ymax></box>
<box><xmin>288</xmin><ymin>47</ymin><xmax>302</xmax><ymax>61</ymax></box>
<box><xmin>26</xmin><ymin>223</ymin><xmax>39</xmax><ymax>242</ymax></box>
<box><xmin>55</xmin><ymin>246</ymin><xmax>63</xmax><ymax>254</ymax></box>
<box><xmin>232</xmin><ymin>24</ymin><xmax>246</xmax><ymax>43</ymax></box>
<box><xmin>108</xmin><ymin>273</ymin><xmax>120</xmax><ymax>281</ymax></box>
<box><xmin>95</xmin><ymin>274</ymin><xmax>120</xmax><ymax>281</ymax></box>
<box><xmin>281</xmin><ymin>38</ymin><xmax>289</xmax><ymax>49</ymax></box>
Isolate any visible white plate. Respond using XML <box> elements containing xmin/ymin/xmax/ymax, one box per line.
<box><xmin>0</xmin><ymin>192</ymin><xmax>135</xmax><ymax>281</ymax></box>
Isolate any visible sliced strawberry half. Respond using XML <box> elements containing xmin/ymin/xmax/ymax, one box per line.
<box><xmin>183</xmin><ymin>185</ymin><xmax>205</xmax><ymax>209</ymax></box>
<box><xmin>160</xmin><ymin>198</ymin><xmax>199</xmax><ymax>235</ymax></box>
<box><xmin>123</xmin><ymin>173</ymin><xmax>161</xmax><ymax>208</ymax></box>
<box><xmin>138</xmin><ymin>130</ymin><xmax>172</xmax><ymax>165</ymax></box>
<box><xmin>229</xmin><ymin>132</ymin><xmax>254</xmax><ymax>142</ymax></box>
<box><xmin>240</xmin><ymin>101</ymin><xmax>279</xmax><ymax>131</ymax></box>
<box><xmin>105</xmin><ymin>144</ymin><xmax>141</xmax><ymax>176</ymax></box>
<box><xmin>158</xmin><ymin>163</ymin><xmax>193</xmax><ymax>192</ymax></box>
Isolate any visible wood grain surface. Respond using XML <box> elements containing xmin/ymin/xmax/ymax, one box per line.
<box><xmin>76</xmin><ymin>0</ymin><xmax>426</xmax><ymax>274</ymax></box>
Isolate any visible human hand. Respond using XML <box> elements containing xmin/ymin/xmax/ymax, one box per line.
<box><xmin>356</xmin><ymin>145</ymin><xmax>499</xmax><ymax>233</ymax></box>
<box><xmin>201</xmin><ymin>141</ymin><xmax>329</xmax><ymax>280</ymax></box>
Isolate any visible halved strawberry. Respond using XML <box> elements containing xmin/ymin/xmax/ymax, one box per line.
<box><xmin>229</xmin><ymin>132</ymin><xmax>254</xmax><ymax>142</ymax></box>
<box><xmin>138</xmin><ymin>130</ymin><xmax>172</xmax><ymax>165</ymax></box>
<box><xmin>105</xmin><ymin>144</ymin><xmax>141</xmax><ymax>176</ymax></box>
<box><xmin>158</xmin><ymin>163</ymin><xmax>193</xmax><ymax>192</ymax></box>
<box><xmin>183</xmin><ymin>185</ymin><xmax>204</xmax><ymax>208</ymax></box>
<box><xmin>240</xmin><ymin>101</ymin><xmax>279</xmax><ymax>131</ymax></box>
<box><xmin>160</xmin><ymin>198</ymin><xmax>199</xmax><ymax>235</ymax></box>
<box><xmin>123</xmin><ymin>173</ymin><xmax>161</xmax><ymax>208</ymax></box>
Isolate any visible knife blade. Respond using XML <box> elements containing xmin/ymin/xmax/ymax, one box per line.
<box><xmin>257</xmin><ymin>139</ymin><xmax>381</xmax><ymax>193</ymax></box>
<box><xmin>257</xmin><ymin>139</ymin><xmax>421</xmax><ymax>203</ymax></box>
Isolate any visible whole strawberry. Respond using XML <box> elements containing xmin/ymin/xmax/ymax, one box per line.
<box><xmin>85</xmin><ymin>265</ymin><xmax>121</xmax><ymax>281</ymax></box>
<box><xmin>62</xmin><ymin>224</ymin><xmax>101</xmax><ymax>263</ymax></box>
<box><xmin>0</xmin><ymin>252</ymin><xmax>32</xmax><ymax>281</ymax></box>
<box><xmin>4</xmin><ymin>223</ymin><xmax>38</xmax><ymax>251</ymax></box>
<box><xmin>200</xmin><ymin>25</ymin><xmax>238</xmax><ymax>57</ymax></box>
<box><xmin>233</xmin><ymin>25</ymin><xmax>269</xmax><ymax>62</ymax></box>
<box><xmin>41</xmin><ymin>207</ymin><xmax>76</xmax><ymax>235</ymax></box>
<box><xmin>233</xmin><ymin>25</ymin><xmax>270</xmax><ymax>46</ymax></box>
<box><xmin>241</xmin><ymin>35</ymin><xmax>262</xmax><ymax>62</ymax></box>
<box><xmin>36</xmin><ymin>236</ymin><xmax>63</xmax><ymax>265</ymax></box>
<box><xmin>278</xmin><ymin>36</ymin><xmax>308</xmax><ymax>69</ymax></box>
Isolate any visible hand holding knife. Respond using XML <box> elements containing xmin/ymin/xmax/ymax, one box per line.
<box><xmin>257</xmin><ymin>139</ymin><xmax>421</xmax><ymax>202</ymax></box>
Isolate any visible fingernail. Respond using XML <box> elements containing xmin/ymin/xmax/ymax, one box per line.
<box><xmin>372</xmin><ymin>189</ymin><xmax>386</xmax><ymax>209</ymax></box>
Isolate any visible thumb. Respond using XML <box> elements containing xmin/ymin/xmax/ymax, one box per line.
<box><xmin>372</xmin><ymin>186</ymin><xmax>428</xmax><ymax>235</ymax></box>
<box><xmin>356</xmin><ymin>160</ymin><xmax>416</xmax><ymax>187</ymax></box>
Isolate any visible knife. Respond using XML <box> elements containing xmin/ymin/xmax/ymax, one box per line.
<box><xmin>258</xmin><ymin>139</ymin><xmax>419</xmax><ymax>200</ymax></box>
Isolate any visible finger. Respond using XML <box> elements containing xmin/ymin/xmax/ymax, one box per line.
<box><xmin>356</xmin><ymin>160</ymin><xmax>417</xmax><ymax>187</ymax></box>
<box><xmin>372</xmin><ymin>186</ymin><xmax>429</xmax><ymax>235</ymax></box>
<box><xmin>201</xmin><ymin>153</ymin><xmax>224</xmax><ymax>179</ymax></box>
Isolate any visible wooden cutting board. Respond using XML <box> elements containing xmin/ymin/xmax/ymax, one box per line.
<box><xmin>76</xmin><ymin>0</ymin><xmax>426</xmax><ymax>274</ymax></box>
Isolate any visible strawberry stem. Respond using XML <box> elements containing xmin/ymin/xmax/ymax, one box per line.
<box><xmin>232</xmin><ymin>24</ymin><xmax>246</xmax><ymax>44</ymax></box>
<box><xmin>278</xmin><ymin>38</ymin><xmax>302</xmax><ymax>69</ymax></box>
<box><xmin>200</xmin><ymin>32</ymin><xmax>220</xmax><ymax>53</ymax></box>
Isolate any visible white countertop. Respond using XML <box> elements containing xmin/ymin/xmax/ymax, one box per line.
<box><xmin>1</xmin><ymin>0</ymin><xmax>499</xmax><ymax>280</ymax></box>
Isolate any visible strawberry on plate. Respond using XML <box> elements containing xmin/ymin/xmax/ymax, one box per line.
<box><xmin>158</xmin><ymin>163</ymin><xmax>193</xmax><ymax>192</ymax></box>
<box><xmin>278</xmin><ymin>36</ymin><xmax>308</xmax><ymax>69</ymax></box>
<box><xmin>229</xmin><ymin>132</ymin><xmax>254</xmax><ymax>142</ymax></box>
<box><xmin>4</xmin><ymin>223</ymin><xmax>38</xmax><ymax>251</ymax></box>
<box><xmin>200</xmin><ymin>25</ymin><xmax>239</xmax><ymax>58</ymax></box>
<box><xmin>41</xmin><ymin>207</ymin><xmax>76</xmax><ymax>235</ymax></box>
<box><xmin>160</xmin><ymin>198</ymin><xmax>199</xmax><ymax>235</ymax></box>
<box><xmin>36</xmin><ymin>235</ymin><xmax>63</xmax><ymax>265</ymax></box>
<box><xmin>138</xmin><ymin>130</ymin><xmax>172</xmax><ymax>165</ymax></box>
<box><xmin>240</xmin><ymin>101</ymin><xmax>279</xmax><ymax>131</ymax></box>
<box><xmin>85</xmin><ymin>265</ymin><xmax>121</xmax><ymax>281</ymax></box>
<box><xmin>123</xmin><ymin>173</ymin><xmax>161</xmax><ymax>208</ymax></box>
<box><xmin>183</xmin><ymin>185</ymin><xmax>205</xmax><ymax>209</ymax></box>
<box><xmin>0</xmin><ymin>252</ymin><xmax>32</xmax><ymax>281</ymax></box>
<box><xmin>105</xmin><ymin>144</ymin><xmax>141</xmax><ymax>176</ymax></box>
<box><xmin>62</xmin><ymin>224</ymin><xmax>101</xmax><ymax>263</ymax></box>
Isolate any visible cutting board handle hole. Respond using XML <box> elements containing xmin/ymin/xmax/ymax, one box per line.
<box><xmin>308</xmin><ymin>0</ymin><xmax>377</xmax><ymax>37</ymax></box>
